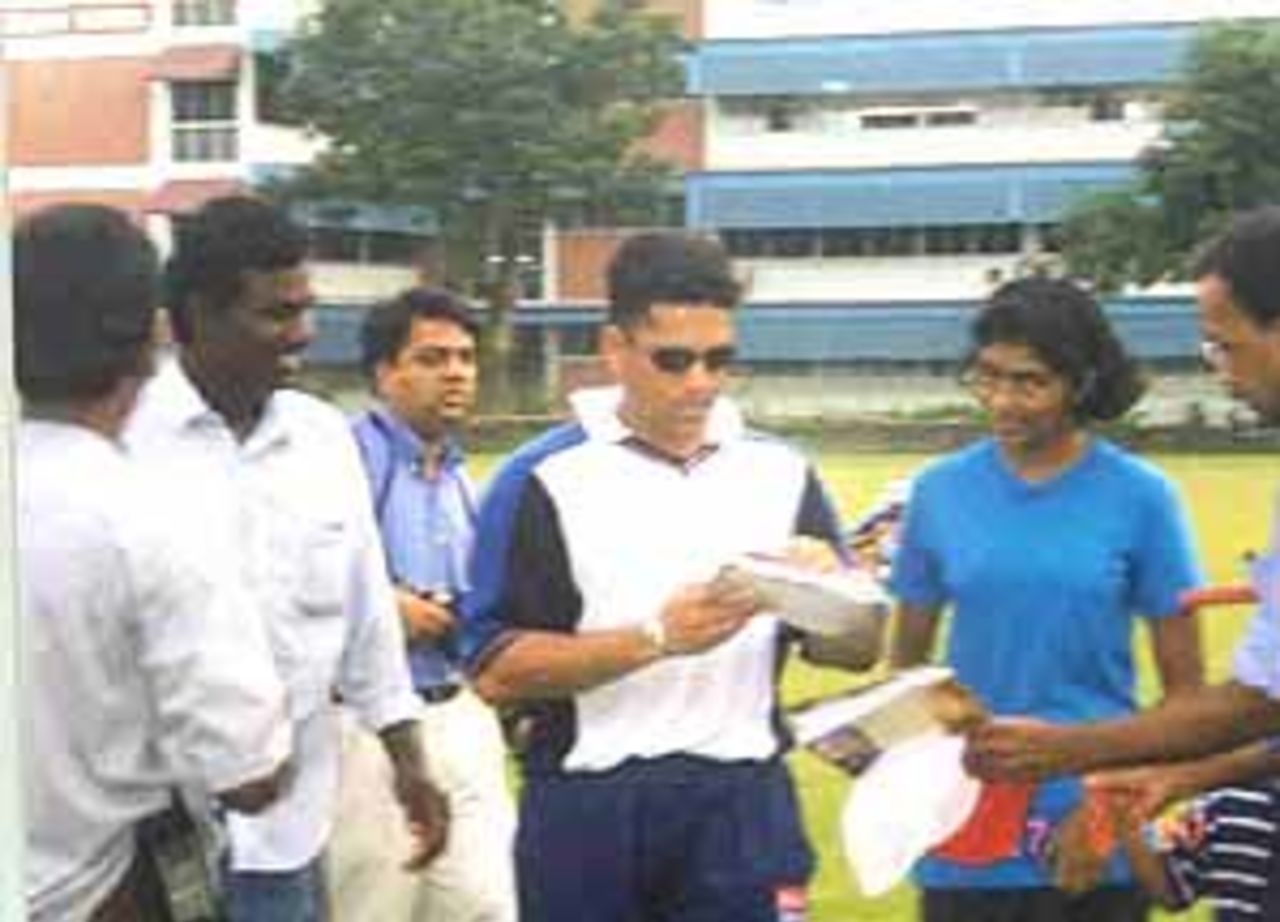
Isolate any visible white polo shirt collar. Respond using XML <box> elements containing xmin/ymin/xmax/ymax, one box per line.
<box><xmin>569</xmin><ymin>385</ymin><xmax>745</xmax><ymax>451</ymax></box>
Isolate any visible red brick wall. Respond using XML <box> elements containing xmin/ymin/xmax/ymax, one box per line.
<box><xmin>556</xmin><ymin>229</ymin><xmax>635</xmax><ymax>302</ymax></box>
<box><xmin>10</xmin><ymin>190</ymin><xmax>149</xmax><ymax>222</ymax></box>
<box><xmin>9</xmin><ymin>57</ymin><xmax>152</xmax><ymax>166</ymax></box>
<box><xmin>634</xmin><ymin>101</ymin><xmax>703</xmax><ymax>170</ymax></box>
<box><xmin>641</xmin><ymin>0</ymin><xmax>701</xmax><ymax>39</ymax></box>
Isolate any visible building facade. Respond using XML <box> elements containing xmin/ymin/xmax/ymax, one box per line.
<box><xmin>10</xmin><ymin>1</ymin><xmax>1280</xmax><ymax>373</ymax></box>
<box><xmin>549</xmin><ymin>0</ymin><xmax>1280</xmax><ymax>367</ymax></box>
<box><xmin>2</xmin><ymin>0</ymin><xmax>433</xmax><ymax>362</ymax></box>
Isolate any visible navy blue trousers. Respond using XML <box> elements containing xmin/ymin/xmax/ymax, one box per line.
<box><xmin>517</xmin><ymin>755</ymin><xmax>813</xmax><ymax>922</ymax></box>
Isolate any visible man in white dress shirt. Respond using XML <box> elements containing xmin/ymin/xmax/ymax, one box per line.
<box><xmin>125</xmin><ymin>195</ymin><xmax>449</xmax><ymax>922</ymax></box>
<box><xmin>17</xmin><ymin>203</ymin><xmax>293</xmax><ymax>922</ymax></box>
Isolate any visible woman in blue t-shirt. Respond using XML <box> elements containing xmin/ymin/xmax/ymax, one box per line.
<box><xmin>889</xmin><ymin>277</ymin><xmax>1205</xmax><ymax>922</ymax></box>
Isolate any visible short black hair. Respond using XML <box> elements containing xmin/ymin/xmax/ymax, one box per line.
<box><xmin>359</xmin><ymin>286</ymin><xmax>479</xmax><ymax>382</ymax></box>
<box><xmin>15</xmin><ymin>203</ymin><xmax>159</xmax><ymax>403</ymax></box>
<box><xmin>607</xmin><ymin>232</ymin><xmax>741</xmax><ymax>328</ymax></box>
<box><xmin>971</xmin><ymin>277</ymin><xmax>1145</xmax><ymax>421</ymax></box>
<box><xmin>165</xmin><ymin>195</ymin><xmax>308</xmax><ymax>342</ymax></box>
<box><xmin>1190</xmin><ymin>206</ymin><xmax>1280</xmax><ymax>326</ymax></box>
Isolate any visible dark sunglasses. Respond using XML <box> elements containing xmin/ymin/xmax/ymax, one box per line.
<box><xmin>645</xmin><ymin>345</ymin><xmax>737</xmax><ymax>375</ymax></box>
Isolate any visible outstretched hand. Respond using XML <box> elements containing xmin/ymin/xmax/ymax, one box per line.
<box><xmin>1085</xmin><ymin>766</ymin><xmax>1187</xmax><ymax>822</ymax></box>
<box><xmin>964</xmin><ymin>718</ymin><xmax>1083</xmax><ymax>783</ymax></box>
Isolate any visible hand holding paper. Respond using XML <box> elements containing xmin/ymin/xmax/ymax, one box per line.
<box><xmin>788</xmin><ymin>668</ymin><xmax>993</xmax><ymax>895</ymax></box>
<box><xmin>717</xmin><ymin>554</ymin><xmax>890</xmax><ymax>638</ymax></box>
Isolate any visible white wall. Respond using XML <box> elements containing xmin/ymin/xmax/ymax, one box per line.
<box><xmin>311</xmin><ymin>262</ymin><xmax>420</xmax><ymax>304</ymax></box>
<box><xmin>242</xmin><ymin>0</ymin><xmax>319</xmax><ymax>33</ymax></box>
<box><xmin>706</xmin><ymin>118</ymin><xmax>1159</xmax><ymax>172</ymax></box>
<box><xmin>742</xmin><ymin>255</ymin><xmax>1025</xmax><ymax>302</ymax></box>
<box><xmin>242</xmin><ymin>122</ymin><xmax>322</xmax><ymax>168</ymax></box>
<box><xmin>705</xmin><ymin>93</ymin><xmax>1162</xmax><ymax>171</ymax></box>
<box><xmin>705</xmin><ymin>0</ymin><xmax>1280</xmax><ymax>40</ymax></box>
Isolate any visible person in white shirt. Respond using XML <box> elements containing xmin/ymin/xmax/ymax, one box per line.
<box><xmin>17</xmin><ymin>203</ymin><xmax>292</xmax><ymax>922</ymax></box>
<box><xmin>125</xmin><ymin>195</ymin><xmax>449</xmax><ymax>922</ymax></box>
<box><xmin>461</xmin><ymin>232</ymin><xmax>881</xmax><ymax>922</ymax></box>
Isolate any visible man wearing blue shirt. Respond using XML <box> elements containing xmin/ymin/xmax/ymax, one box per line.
<box><xmin>969</xmin><ymin>207</ymin><xmax>1280</xmax><ymax>791</ymax></box>
<box><xmin>329</xmin><ymin>288</ymin><xmax>516</xmax><ymax>922</ymax></box>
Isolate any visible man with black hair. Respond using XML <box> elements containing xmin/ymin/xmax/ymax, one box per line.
<box><xmin>329</xmin><ymin>287</ymin><xmax>516</xmax><ymax>921</ymax></box>
<box><xmin>460</xmin><ymin>232</ymin><xmax>881</xmax><ymax>922</ymax></box>
<box><xmin>125</xmin><ymin>195</ymin><xmax>448</xmax><ymax>922</ymax></box>
<box><xmin>17</xmin><ymin>203</ymin><xmax>291</xmax><ymax>921</ymax></box>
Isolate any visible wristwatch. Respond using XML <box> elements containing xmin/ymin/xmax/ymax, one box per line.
<box><xmin>639</xmin><ymin>614</ymin><xmax>668</xmax><ymax>656</ymax></box>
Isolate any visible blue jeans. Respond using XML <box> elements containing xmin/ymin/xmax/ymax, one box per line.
<box><xmin>223</xmin><ymin>857</ymin><xmax>329</xmax><ymax>922</ymax></box>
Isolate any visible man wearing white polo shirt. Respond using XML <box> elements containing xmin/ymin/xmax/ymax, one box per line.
<box><xmin>461</xmin><ymin>232</ymin><xmax>880</xmax><ymax>922</ymax></box>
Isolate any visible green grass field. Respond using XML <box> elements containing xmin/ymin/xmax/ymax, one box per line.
<box><xmin>475</xmin><ymin>449</ymin><xmax>1276</xmax><ymax>921</ymax></box>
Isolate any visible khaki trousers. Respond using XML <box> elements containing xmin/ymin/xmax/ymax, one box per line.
<box><xmin>327</xmin><ymin>689</ymin><xmax>517</xmax><ymax>922</ymax></box>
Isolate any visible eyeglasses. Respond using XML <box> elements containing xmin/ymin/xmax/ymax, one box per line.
<box><xmin>644</xmin><ymin>345</ymin><xmax>737</xmax><ymax>375</ymax></box>
<box><xmin>959</xmin><ymin>364</ymin><xmax>1058</xmax><ymax>401</ymax></box>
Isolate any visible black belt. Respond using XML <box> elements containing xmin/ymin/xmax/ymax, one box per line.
<box><xmin>418</xmin><ymin>683</ymin><xmax>462</xmax><ymax>705</ymax></box>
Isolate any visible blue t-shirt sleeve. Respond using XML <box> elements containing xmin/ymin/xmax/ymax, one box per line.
<box><xmin>1129</xmin><ymin>476</ymin><xmax>1203</xmax><ymax>620</ymax></box>
<box><xmin>888</xmin><ymin>476</ymin><xmax>947</xmax><ymax>610</ymax></box>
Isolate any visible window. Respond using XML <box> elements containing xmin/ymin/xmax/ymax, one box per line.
<box><xmin>923</xmin><ymin>225</ymin><xmax>971</xmax><ymax>254</ymax></box>
<box><xmin>721</xmin><ymin>229</ymin><xmax>818</xmax><ymax>258</ymax></box>
<box><xmin>1036</xmin><ymin>223</ymin><xmax>1065</xmax><ymax>254</ymax></box>
<box><xmin>765</xmin><ymin>101</ymin><xmax>800</xmax><ymax>132</ymax></box>
<box><xmin>922</xmin><ymin>224</ymin><xmax>1021</xmax><ymax>255</ymax></box>
<box><xmin>255</xmin><ymin>50</ymin><xmax>299</xmax><ymax>127</ymax></box>
<box><xmin>860</xmin><ymin>112</ymin><xmax>918</xmax><ymax>130</ymax></box>
<box><xmin>309</xmin><ymin>228</ymin><xmax>363</xmax><ymax>263</ymax></box>
<box><xmin>1089</xmin><ymin>94</ymin><xmax>1125</xmax><ymax>122</ymax></box>
<box><xmin>365</xmin><ymin>231</ymin><xmax>423</xmax><ymax>266</ymax></box>
<box><xmin>925</xmin><ymin>109</ymin><xmax>977</xmax><ymax>127</ymax></box>
<box><xmin>974</xmin><ymin>224</ymin><xmax>1021</xmax><ymax>254</ymax></box>
<box><xmin>860</xmin><ymin>107</ymin><xmax>978</xmax><ymax>130</ymax></box>
<box><xmin>171</xmin><ymin>81</ymin><xmax>237</xmax><ymax>161</ymax></box>
<box><xmin>173</xmin><ymin>0</ymin><xmax>236</xmax><ymax>27</ymax></box>
<box><xmin>723</xmin><ymin>224</ymin><xmax>1026</xmax><ymax>259</ymax></box>
<box><xmin>309</xmin><ymin>227</ymin><xmax>429</xmax><ymax>267</ymax></box>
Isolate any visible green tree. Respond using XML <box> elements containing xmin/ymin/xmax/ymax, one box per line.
<box><xmin>1061</xmin><ymin>22</ymin><xmax>1280</xmax><ymax>290</ymax></box>
<box><xmin>275</xmin><ymin>0</ymin><xmax>685</xmax><ymax>407</ymax></box>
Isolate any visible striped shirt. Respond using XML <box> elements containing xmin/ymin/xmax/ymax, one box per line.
<box><xmin>1161</xmin><ymin>782</ymin><xmax>1280</xmax><ymax>920</ymax></box>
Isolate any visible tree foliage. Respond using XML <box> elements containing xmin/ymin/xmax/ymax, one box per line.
<box><xmin>1061</xmin><ymin>23</ymin><xmax>1280</xmax><ymax>290</ymax></box>
<box><xmin>275</xmin><ymin>0</ymin><xmax>685</xmax><ymax>402</ymax></box>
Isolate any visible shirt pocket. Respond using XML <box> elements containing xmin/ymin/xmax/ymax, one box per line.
<box><xmin>295</xmin><ymin>521</ymin><xmax>350</xmax><ymax>618</ymax></box>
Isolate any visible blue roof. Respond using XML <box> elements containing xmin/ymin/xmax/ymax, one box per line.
<box><xmin>735</xmin><ymin>298</ymin><xmax>1198</xmax><ymax>362</ymax></box>
<box><xmin>689</xmin><ymin>24</ymin><xmax>1195</xmax><ymax>96</ymax></box>
<box><xmin>305</xmin><ymin>297</ymin><xmax>1199</xmax><ymax>366</ymax></box>
<box><xmin>307</xmin><ymin>304</ymin><xmax>365</xmax><ymax>366</ymax></box>
<box><xmin>686</xmin><ymin>163</ymin><xmax>1136</xmax><ymax>229</ymax></box>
